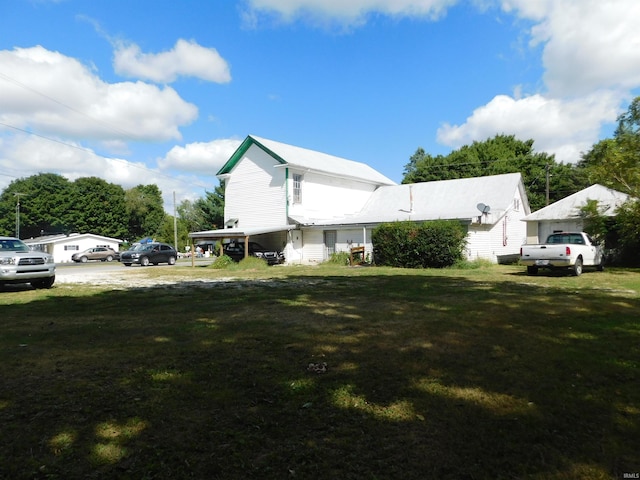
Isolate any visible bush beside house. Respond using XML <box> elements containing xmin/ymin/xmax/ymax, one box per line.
<box><xmin>372</xmin><ymin>220</ymin><xmax>467</xmax><ymax>268</ymax></box>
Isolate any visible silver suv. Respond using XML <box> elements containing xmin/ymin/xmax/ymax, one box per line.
<box><xmin>0</xmin><ymin>236</ymin><xmax>56</xmax><ymax>289</ymax></box>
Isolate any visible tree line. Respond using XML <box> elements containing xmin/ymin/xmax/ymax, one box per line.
<box><xmin>0</xmin><ymin>173</ymin><xmax>224</xmax><ymax>252</ymax></box>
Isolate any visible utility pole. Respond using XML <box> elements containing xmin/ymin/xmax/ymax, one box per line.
<box><xmin>173</xmin><ymin>191</ymin><xmax>178</xmax><ymax>250</ymax></box>
<box><xmin>14</xmin><ymin>192</ymin><xmax>27</xmax><ymax>239</ymax></box>
<box><xmin>545</xmin><ymin>164</ymin><xmax>551</xmax><ymax>206</ymax></box>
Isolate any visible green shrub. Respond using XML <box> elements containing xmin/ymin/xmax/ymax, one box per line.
<box><xmin>325</xmin><ymin>251</ymin><xmax>351</xmax><ymax>265</ymax></box>
<box><xmin>452</xmin><ymin>258</ymin><xmax>494</xmax><ymax>270</ymax></box>
<box><xmin>372</xmin><ymin>220</ymin><xmax>467</xmax><ymax>268</ymax></box>
<box><xmin>209</xmin><ymin>255</ymin><xmax>235</xmax><ymax>269</ymax></box>
<box><xmin>237</xmin><ymin>256</ymin><xmax>269</xmax><ymax>270</ymax></box>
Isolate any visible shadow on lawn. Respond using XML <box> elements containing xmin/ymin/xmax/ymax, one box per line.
<box><xmin>0</xmin><ymin>273</ymin><xmax>638</xmax><ymax>479</ymax></box>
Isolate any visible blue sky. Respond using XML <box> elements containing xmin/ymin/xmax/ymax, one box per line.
<box><xmin>1</xmin><ymin>0</ymin><xmax>639</xmax><ymax>210</ymax></box>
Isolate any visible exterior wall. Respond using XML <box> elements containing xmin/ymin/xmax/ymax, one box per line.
<box><xmin>335</xmin><ymin>228</ymin><xmax>373</xmax><ymax>262</ymax></box>
<box><xmin>464</xmin><ymin>189</ymin><xmax>529</xmax><ymax>263</ymax></box>
<box><xmin>536</xmin><ymin>220</ymin><xmax>583</xmax><ymax>244</ymax></box>
<box><xmin>295</xmin><ymin>227</ymin><xmax>374</xmax><ymax>264</ymax></box>
<box><xmin>526</xmin><ymin>222</ymin><xmax>539</xmax><ymax>244</ymax></box>
<box><xmin>285</xmin><ymin>229</ymin><xmax>304</xmax><ymax>264</ymax></box>
<box><xmin>299</xmin><ymin>229</ymin><xmax>325</xmax><ymax>264</ymax></box>
<box><xmin>224</xmin><ymin>145</ymin><xmax>287</xmax><ymax>228</ymax></box>
<box><xmin>287</xmin><ymin>169</ymin><xmax>378</xmax><ymax>221</ymax></box>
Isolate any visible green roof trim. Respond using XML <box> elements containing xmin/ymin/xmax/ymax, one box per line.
<box><xmin>216</xmin><ymin>135</ymin><xmax>286</xmax><ymax>176</ymax></box>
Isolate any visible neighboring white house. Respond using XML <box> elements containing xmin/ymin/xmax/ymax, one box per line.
<box><xmin>24</xmin><ymin>233</ymin><xmax>123</xmax><ymax>263</ymax></box>
<box><xmin>522</xmin><ymin>184</ymin><xmax>630</xmax><ymax>243</ymax></box>
<box><xmin>190</xmin><ymin>135</ymin><xmax>531</xmax><ymax>264</ymax></box>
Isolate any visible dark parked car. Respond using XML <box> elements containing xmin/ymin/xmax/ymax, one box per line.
<box><xmin>119</xmin><ymin>242</ymin><xmax>177</xmax><ymax>266</ymax></box>
<box><xmin>72</xmin><ymin>247</ymin><xmax>119</xmax><ymax>263</ymax></box>
<box><xmin>223</xmin><ymin>241</ymin><xmax>285</xmax><ymax>265</ymax></box>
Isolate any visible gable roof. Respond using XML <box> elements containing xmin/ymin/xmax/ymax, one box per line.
<box><xmin>523</xmin><ymin>184</ymin><xmax>630</xmax><ymax>221</ymax></box>
<box><xmin>23</xmin><ymin>233</ymin><xmax>123</xmax><ymax>245</ymax></box>
<box><xmin>298</xmin><ymin>173</ymin><xmax>527</xmax><ymax>226</ymax></box>
<box><xmin>218</xmin><ymin>135</ymin><xmax>397</xmax><ymax>186</ymax></box>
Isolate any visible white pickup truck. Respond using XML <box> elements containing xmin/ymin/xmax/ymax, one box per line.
<box><xmin>0</xmin><ymin>236</ymin><xmax>56</xmax><ymax>289</ymax></box>
<box><xmin>520</xmin><ymin>232</ymin><xmax>604</xmax><ymax>276</ymax></box>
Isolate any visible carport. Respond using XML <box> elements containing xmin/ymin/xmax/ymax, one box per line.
<box><xmin>188</xmin><ymin>225</ymin><xmax>297</xmax><ymax>265</ymax></box>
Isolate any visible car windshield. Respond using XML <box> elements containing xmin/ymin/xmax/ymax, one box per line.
<box><xmin>0</xmin><ymin>239</ymin><xmax>30</xmax><ymax>252</ymax></box>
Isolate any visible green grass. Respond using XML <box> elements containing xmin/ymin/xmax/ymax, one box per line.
<box><xmin>0</xmin><ymin>265</ymin><xmax>638</xmax><ymax>479</ymax></box>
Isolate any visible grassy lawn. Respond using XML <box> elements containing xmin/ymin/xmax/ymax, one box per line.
<box><xmin>0</xmin><ymin>264</ymin><xmax>638</xmax><ymax>479</ymax></box>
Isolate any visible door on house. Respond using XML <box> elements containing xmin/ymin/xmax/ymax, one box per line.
<box><xmin>324</xmin><ymin>230</ymin><xmax>337</xmax><ymax>259</ymax></box>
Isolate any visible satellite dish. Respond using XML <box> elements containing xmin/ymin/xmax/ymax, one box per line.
<box><xmin>476</xmin><ymin>203</ymin><xmax>491</xmax><ymax>214</ymax></box>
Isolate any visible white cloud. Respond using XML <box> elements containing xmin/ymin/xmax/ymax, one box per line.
<box><xmin>436</xmin><ymin>0</ymin><xmax>640</xmax><ymax>162</ymax></box>
<box><xmin>244</xmin><ymin>0</ymin><xmax>459</xmax><ymax>26</ymax></box>
<box><xmin>158</xmin><ymin>139</ymin><xmax>242</xmax><ymax>173</ymax></box>
<box><xmin>0</xmin><ymin>46</ymin><xmax>198</xmax><ymax>142</ymax></box>
<box><xmin>114</xmin><ymin>39</ymin><xmax>232</xmax><ymax>84</ymax></box>
<box><xmin>436</xmin><ymin>91</ymin><xmax>621</xmax><ymax>162</ymax></box>
<box><xmin>502</xmin><ymin>0</ymin><xmax>640</xmax><ymax>96</ymax></box>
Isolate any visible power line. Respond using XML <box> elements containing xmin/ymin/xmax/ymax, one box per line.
<box><xmin>0</xmin><ymin>121</ymin><xmax>211</xmax><ymax>191</ymax></box>
<box><xmin>0</xmin><ymin>70</ymin><xmax>140</xmax><ymax>142</ymax></box>
<box><xmin>0</xmin><ymin>70</ymin><xmax>214</xmax><ymax>193</ymax></box>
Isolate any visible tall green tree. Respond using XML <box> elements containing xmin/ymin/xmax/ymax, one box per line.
<box><xmin>402</xmin><ymin>134</ymin><xmax>587</xmax><ymax>211</ymax></box>
<box><xmin>0</xmin><ymin>173</ymin><xmax>73</xmax><ymax>238</ymax></box>
<box><xmin>579</xmin><ymin>97</ymin><xmax>640</xmax><ymax>197</ymax></box>
<box><xmin>177</xmin><ymin>182</ymin><xmax>225</xmax><ymax>233</ymax></box>
<box><xmin>194</xmin><ymin>182</ymin><xmax>225</xmax><ymax>230</ymax></box>
<box><xmin>69</xmin><ymin>177</ymin><xmax>128</xmax><ymax>239</ymax></box>
<box><xmin>124</xmin><ymin>184</ymin><xmax>166</xmax><ymax>242</ymax></box>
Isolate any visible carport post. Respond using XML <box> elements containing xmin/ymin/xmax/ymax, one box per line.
<box><xmin>244</xmin><ymin>235</ymin><xmax>249</xmax><ymax>259</ymax></box>
<box><xmin>191</xmin><ymin>240</ymin><xmax>195</xmax><ymax>268</ymax></box>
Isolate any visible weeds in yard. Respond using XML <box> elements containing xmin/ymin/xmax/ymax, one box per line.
<box><xmin>0</xmin><ymin>265</ymin><xmax>638</xmax><ymax>479</ymax></box>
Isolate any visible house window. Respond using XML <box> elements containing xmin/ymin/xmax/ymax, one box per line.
<box><xmin>293</xmin><ymin>174</ymin><xmax>303</xmax><ymax>204</ymax></box>
<box><xmin>514</xmin><ymin>198</ymin><xmax>520</xmax><ymax>211</ymax></box>
<box><xmin>64</xmin><ymin>245</ymin><xmax>79</xmax><ymax>251</ymax></box>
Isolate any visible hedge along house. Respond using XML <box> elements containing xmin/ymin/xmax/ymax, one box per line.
<box><xmin>522</xmin><ymin>184</ymin><xmax>630</xmax><ymax>244</ymax></box>
<box><xmin>189</xmin><ymin>135</ymin><xmax>531</xmax><ymax>264</ymax></box>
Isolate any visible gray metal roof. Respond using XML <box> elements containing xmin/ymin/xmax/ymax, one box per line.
<box><xmin>248</xmin><ymin>135</ymin><xmax>397</xmax><ymax>186</ymax></box>
<box><xmin>523</xmin><ymin>184</ymin><xmax>630</xmax><ymax>221</ymax></box>
<box><xmin>300</xmin><ymin>173</ymin><xmax>527</xmax><ymax>226</ymax></box>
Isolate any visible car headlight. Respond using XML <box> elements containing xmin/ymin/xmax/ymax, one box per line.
<box><xmin>46</xmin><ymin>256</ymin><xmax>55</xmax><ymax>264</ymax></box>
<box><xmin>0</xmin><ymin>257</ymin><xmax>16</xmax><ymax>265</ymax></box>
<box><xmin>254</xmin><ymin>252</ymin><xmax>264</xmax><ymax>257</ymax></box>
<box><xmin>131</xmin><ymin>253</ymin><xmax>140</xmax><ymax>258</ymax></box>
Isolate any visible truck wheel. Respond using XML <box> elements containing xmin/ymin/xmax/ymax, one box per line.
<box><xmin>573</xmin><ymin>258</ymin><xmax>583</xmax><ymax>276</ymax></box>
<box><xmin>527</xmin><ymin>266</ymin><xmax>538</xmax><ymax>275</ymax></box>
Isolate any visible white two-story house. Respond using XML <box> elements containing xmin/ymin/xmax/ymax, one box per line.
<box><xmin>190</xmin><ymin>135</ymin><xmax>531</xmax><ymax>264</ymax></box>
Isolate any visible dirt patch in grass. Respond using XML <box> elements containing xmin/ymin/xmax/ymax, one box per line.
<box><xmin>0</xmin><ymin>265</ymin><xmax>638</xmax><ymax>479</ymax></box>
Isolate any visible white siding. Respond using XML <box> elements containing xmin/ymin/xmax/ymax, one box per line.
<box><xmin>288</xmin><ymin>170</ymin><xmax>378</xmax><ymax>221</ymax></box>
<box><xmin>285</xmin><ymin>229</ymin><xmax>304</xmax><ymax>264</ymax></box>
<box><xmin>225</xmin><ymin>145</ymin><xmax>287</xmax><ymax>228</ymax></box>
<box><xmin>300</xmin><ymin>229</ymin><xmax>325</xmax><ymax>264</ymax></box>
<box><xmin>467</xmin><ymin>189</ymin><xmax>529</xmax><ymax>263</ymax></box>
<box><xmin>537</xmin><ymin>220</ymin><xmax>583</xmax><ymax>244</ymax></box>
